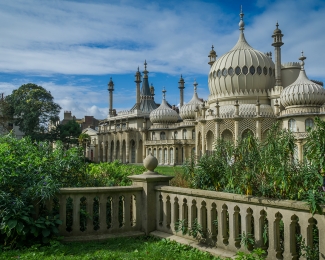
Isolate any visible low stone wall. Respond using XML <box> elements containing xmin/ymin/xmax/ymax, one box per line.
<box><xmin>155</xmin><ymin>186</ymin><xmax>325</xmax><ymax>259</ymax></box>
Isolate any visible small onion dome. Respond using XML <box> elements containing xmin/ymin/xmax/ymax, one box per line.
<box><xmin>273</xmin><ymin>22</ymin><xmax>282</xmax><ymax>34</ymax></box>
<box><xmin>180</xmin><ymin>80</ymin><xmax>203</xmax><ymax>120</ymax></box>
<box><xmin>280</xmin><ymin>53</ymin><xmax>325</xmax><ymax>108</ymax></box>
<box><xmin>150</xmin><ymin>88</ymin><xmax>179</xmax><ymax>124</ymax></box>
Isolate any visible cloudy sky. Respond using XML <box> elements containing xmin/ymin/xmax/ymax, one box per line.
<box><xmin>0</xmin><ymin>0</ymin><xmax>324</xmax><ymax>120</ymax></box>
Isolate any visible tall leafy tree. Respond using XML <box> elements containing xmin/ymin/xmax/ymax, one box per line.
<box><xmin>6</xmin><ymin>83</ymin><xmax>61</xmax><ymax>140</ymax></box>
<box><xmin>56</xmin><ymin>120</ymin><xmax>81</xmax><ymax>148</ymax></box>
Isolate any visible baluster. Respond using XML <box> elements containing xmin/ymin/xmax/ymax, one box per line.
<box><xmin>86</xmin><ymin>195</ymin><xmax>94</xmax><ymax>233</ymax></box>
<box><xmin>135</xmin><ymin>193</ymin><xmax>141</xmax><ymax>230</ymax></box>
<box><xmin>72</xmin><ymin>195</ymin><xmax>81</xmax><ymax>235</ymax></box>
<box><xmin>282</xmin><ymin>214</ymin><xmax>293</xmax><ymax>259</ymax></box>
<box><xmin>111</xmin><ymin>194</ymin><xmax>119</xmax><ymax>231</ymax></box>
<box><xmin>98</xmin><ymin>194</ymin><xmax>106</xmax><ymax>234</ymax></box>
<box><xmin>166</xmin><ymin>196</ymin><xmax>171</xmax><ymax>230</ymax></box>
<box><xmin>227</xmin><ymin>205</ymin><xmax>236</xmax><ymax>251</ymax></box>
<box><xmin>58</xmin><ymin>194</ymin><xmax>67</xmax><ymax>235</ymax></box>
<box><xmin>124</xmin><ymin>194</ymin><xmax>131</xmax><ymax>230</ymax></box>
<box><xmin>266</xmin><ymin>209</ymin><xmax>278</xmax><ymax>260</ymax></box>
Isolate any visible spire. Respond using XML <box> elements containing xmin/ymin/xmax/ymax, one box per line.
<box><xmin>108</xmin><ymin>77</ymin><xmax>114</xmax><ymax>117</ymax></box>
<box><xmin>299</xmin><ymin>51</ymin><xmax>306</xmax><ymax>70</ymax></box>
<box><xmin>193</xmin><ymin>79</ymin><xmax>198</xmax><ymax>93</ymax></box>
<box><xmin>239</xmin><ymin>6</ymin><xmax>245</xmax><ymax>31</ymax></box>
<box><xmin>208</xmin><ymin>45</ymin><xmax>217</xmax><ymax>67</ymax></box>
<box><xmin>178</xmin><ymin>75</ymin><xmax>185</xmax><ymax>108</ymax></box>
<box><xmin>162</xmin><ymin>87</ymin><xmax>166</xmax><ymax>100</ymax></box>
<box><xmin>143</xmin><ymin>60</ymin><xmax>149</xmax><ymax>79</ymax></box>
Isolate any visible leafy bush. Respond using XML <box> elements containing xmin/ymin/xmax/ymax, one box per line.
<box><xmin>0</xmin><ymin>134</ymin><xmax>85</xmax><ymax>248</ymax></box>
<box><xmin>183</xmin><ymin>121</ymin><xmax>325</xmax><ymax>213</ymax></box>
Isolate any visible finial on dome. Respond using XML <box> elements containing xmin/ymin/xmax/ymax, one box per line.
<box><xmin>137</xmin><ymin>66</ymin><xmax>140</xmax><ymax>72</ymax></box>
<box><xmin>211</xmin><ymin>45</ymin><xmax>214</xmax><ymax>51</ymax></box>
<box><xmin>276</xmin><ymin>21</ymin><xmax>279</xmax><ymax>29</ymax></box>
<box><xmin>193</xmin><ymin>79</ymin><xmax>198</xmax><ymax>93</ymax></box>
<box><xmin>143</xmin><ymin>60</ymin><xmax>149</xmax><ymax>77</ymax></box>
<box><xmin>239</xmin><ymin>6</ymin><xmax>245</xmax><ymax>31</ymax></box>
<box><xmin>299</xmin><ymin>51</ymin><xmax>306</xmax><ymax>70</ymax></box>
<box><xmin>162</xmin><ymin>87</ymin><xmax>166</xmax><ymax>100</ymax></box>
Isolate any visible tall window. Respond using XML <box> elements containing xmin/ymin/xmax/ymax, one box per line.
<box><xmin>183</xmin><ymin>129</ymin><xmax>187</xmax><ymax>139</ymax></box>
<box><xmin>288</xmin><ymin>119</ymin><xmax>296</xmax><ymax>132</ymax></box>
<box><xmin>160</xmin><ymin>132</ymin><xmax>166</xmax><ymax>140</ymax></box>
<box><xmin>305</xmin><ymin>118</ymin><xmax>314</xmax><ymax>131</ymax></box>
<box><xmin>192</xmin><ymin>129</ymin><xmax>195</xmax><ymax>139</ymax></box>
<box><xmin>174</xmin><ymin>131</ymin><xmax>178</xmax><ymax>139</ymax></box>
<box><xmin>152</xmin><ymin>132</ymin><xmax>156</xmax><ymax>140</ymax></box>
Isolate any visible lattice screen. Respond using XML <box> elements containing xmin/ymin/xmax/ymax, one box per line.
<box><xmin>205</xmin><ymin>120</ymin><xmax>215</xmax><ymax>136</ymax></box>
<box><xmin>261</xmin><ymin>118</ymin><xmax>277</xmax><ymax>141</ymax></box>
<box><xmin>239</xmin><ymin>118</ymin><xmax>256</xmax><ymax>137</ymax></box>
<box><xmin>219</xmin><ymin>119</ymin><xmax>235</xmax><ymax>137</ymax></box>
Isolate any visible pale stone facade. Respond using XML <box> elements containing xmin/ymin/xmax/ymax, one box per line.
<box><xmin>90</xmin><ymin>10</ymin><xmax>325</xmax><ymax>164</ymax></box>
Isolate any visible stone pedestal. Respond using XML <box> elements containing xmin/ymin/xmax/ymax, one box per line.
<box><xmin>128</xmin><ymin>153</ymin><xmax>173</xmax><ymax>235</ymax></box>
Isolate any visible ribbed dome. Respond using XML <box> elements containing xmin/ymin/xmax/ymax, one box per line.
<box><xmin>208</xmin><ymin>11</ymin><xmax>275</xmax><ymax>103</ymax></box>
<box><xmin>219</xmin><ymin>103</ymin><xmax>275</xmax><ymax>118</ymax></box>
<box><xmin>150</xmin><ymin>90</ymin><xmax>179</xmax><ymax>124</ymax></box>
<box><xmin>180</xmin><ymin>80</ymin><xmax>203</xmax><ymax>120</ymax></box>
<box><xmin>280</xmin><ymin>60</ymin><xmax>325</xmax><ymax>108</ymax></box>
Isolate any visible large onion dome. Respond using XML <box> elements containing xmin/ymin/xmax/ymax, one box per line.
<box><xmin>180</xmin><ymin>80</ymin><xmax>203</xmax><ymax>120</ymax></box>
<box><xmin>208</xmin><ymin>10</ymin><xmax>275</xmax><ymax>103</ymax></box>
<box><xmin>280</xmin><ymin>54</ymin><xmax>325</xmax><ymax>108</ymax></box>
<box><xmin>150</xmin><ymin>89</ymin><xmax>179</xmax><ymax>124</ymax></box>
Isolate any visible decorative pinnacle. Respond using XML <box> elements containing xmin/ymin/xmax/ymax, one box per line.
<box><xmin>162</xmin><ymin>87</ymin><xmax>166</xmax><ymax>100</ymax></box>
<box><xmin>256</xmin><ymin>96</ymin><xmax>260</xmax><ymax>106</ymax></box>
<box><xmin>276</xmin><ymin>21</ymin><xmax>279</xmax><ymax>29</ymax></box>
<box><xmin>211</xmin><ymin>45</ymin><xmax>214</xmax><ymax>51</ymax></box>
<box><xmin>299</xmin><ymin>51</ymin><xmax>306</xmax><ymax>69</ymax></box>
<box><xmin>143</xmin><ymin>60</ymin><xmax>149</xmax><ymax>77</ymax></box>
<box><xmin>193</xmin><ymin>79</ymin><xmax>198</xmax><ymax>93</ymax></box>
<box><xmin>239</xmin><ymin>6</ymin><xmax>245</xmax><ymax>31</ymax></box>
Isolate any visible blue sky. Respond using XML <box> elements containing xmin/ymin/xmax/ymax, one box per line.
<box><xmin>0</xmin><ymin>0</ymin><xmax>324</xmax><ymax>119</ymax></box>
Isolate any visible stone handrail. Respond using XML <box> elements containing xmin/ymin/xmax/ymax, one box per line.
<box><xmin>56</xmin><ymin>186</ymin><xmax>143</xmax><ymax>241</ymax></box>
<box><xmin>154</xmin><ymin>185</ymin><xmax>325</xmax><ymax>259</ymax></box>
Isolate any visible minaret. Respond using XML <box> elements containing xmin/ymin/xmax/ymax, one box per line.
<box><xmin>134</xmin><ymin>67</ymin><xmax>142</xmax><ymax>110</ymax></box>
<box><xmin>272</xmin><ymin>22</ymin><xmax>284</xmax><ymax>87</ymax></box>
<box><xmin>108</xmin><ymin>77</ymin><xmax>114</xmax><ymax>117</ymax></box>
<box><xmin>208</xmin><ymin>45</ymin><xmax>217</xmax><ymax>67</ymax></box>
<box><xmin>178</xmin><ymin>75</ymin><xmax>185</xmax><ymax>108</ymax></box>
<box><xmin>150</xmin><ymin>83</ymin><xmax>155</xmax><ymax>96</ymax></box>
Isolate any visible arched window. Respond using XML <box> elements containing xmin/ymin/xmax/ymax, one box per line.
<box><xmin>222</xmin><ymin>129</ymin><xmax>233</xmax><ymax>142</ymax></box>
<box><xmin>192</xmin><ymin>129</ymin><xmax>195</xmax><ymax>139</ymax></box>
<box><xmin>206</xmin><ymin>130</ymin><xmax>214</xmax><ymax>151</ymax></box>
<box><xmin>242</xmin><ymin>129</ymin><xmax>254</xmax><ymax>139</ymax></box>
<box><xmin>305</xmin><ymin>118</ymin><xmax>314</xmax><ymax>131</ymax></box>
<box><xmin>152</xmin><ymin>132</ymin><xmax>156</xmax><ymax>140</ymax></box>
<box><xmin>160</xmin><ymin>132</ymin><xmax>166</xmax><ymax>140</ymax></box>
<box><xmin>174</xmin><ymin>131</ymin><xmax>178</xmax><ymax>139</ymax></box>
<box><xmin>288</xmin><ymin>119</ymin><xmax>296</xmax><ymax>132</ymax></box>
<box><xmin>183</xmin><ymin>129</ymin><xmax>187</xmax><ymax>139</ymax></box>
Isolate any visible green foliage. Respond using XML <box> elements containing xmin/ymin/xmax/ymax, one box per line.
<box><xmin>189</xmin><ymin>218</ymin><xmax>203</xmax><ymax>239</ymax></box>
<box><xmin>296</xmin><ymin>234</ymin><xmax>319</xmax><ymax>260</ymax></box>
<box><xmin>5</xmin><ymin>83</ymin><xmax>61</xmax><ymax>141</ymax></box>
<box><xmin>174</xmin><ymin>219</ymin><xmax>188</xmax><ymax>235</ymax></box>
<box><xmin>55</xmin><ymin>120</ymin><xmax>81</xmax><ymax>148</ymax></box>
<box><xmin>1</xmin><ymin>236</ymin><xmax>220</xmax><ymax>259</ymax></box>
<box><xmin>239</xmin><ymin>232</ymin><xmax>255</xmax><ymax>249</ymax></box>
<box><xmin>184</xmin><ymin>122</ymin><xmax>325</xmax><ymax>213</ymax></box>
<box><xmin>86</xmin><ymin>161</ymin><xmax>145</xmax><ymax>186</ymax></box>
<box><xmin>0</xmin><ymin>134</ymin><xmax>82</xmax><ymax>248</ymax></box>
<box><xmin>235</xmin><ymin>248</ymin><xmax>266</xmax><ymax>260</ymax></box>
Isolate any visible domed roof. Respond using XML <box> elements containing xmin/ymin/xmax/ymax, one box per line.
<box><xmin>280</xmin><ymin>54</ymin><xmax>325</xmax><ymax>108</ymax></box>
<box><xmin>180</xmin><ymin>80</ymin><xmax>203</xmax><ymax>120</ymax></box>
<box><xmin>208</xmin><ymin>10</ymin><xmax>275</xmax><ymax>102</ymax></box>
<box><xmin>150</xmin><ymin>89</ymin><xmax>180</xmax><ymax>124</ymax></box>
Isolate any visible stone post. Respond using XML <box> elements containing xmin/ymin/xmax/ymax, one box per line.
<box><xmin>129</xmin><ymin>154</ymin><xmax>173</xmax><ymax>235</ymax></box>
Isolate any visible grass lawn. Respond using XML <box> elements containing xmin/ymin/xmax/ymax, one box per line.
<box><xmin>155</xmin><ymin>165</ymin><xmax>183</xmax><ymax>176</ymax></box>
<box><xmin>1</xmin><ymin>236</ymin><xmax>221</xmax><ymax>260</ymax></box>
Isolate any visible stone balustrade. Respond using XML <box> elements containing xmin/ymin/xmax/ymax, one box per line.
<box><xmin>155</xmin><ymin>186</ymin><xmax>325</xmax><ymax>259</ymax></box>
<box><xmin>41</xmin><ymin>154</ymin><xmax>324</xmax><ymax>259</ymax></box>
<box><xmin>56</xmin><ymin>186</ymin><xmax>143</xmax><ymax>241</ymax></box>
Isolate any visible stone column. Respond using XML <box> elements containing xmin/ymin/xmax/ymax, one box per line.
<box><xmin>297</xmin><ymin>139</ymin><xmax>303</xmax><ymax>162</ymax></box>
<box><xmin>255</xmin><ymin>119</ymin><xmax>262</xmax><ymax>141</ymax></box>
<box><xmin>173</xmin><ymin>146</ymin><xmax>176</xmax><ymax>165</ymax></box>
<box><xmin>119</xmin><ymin>134</ymin><xmax>123</xmax><ymax>162</ymax></box>
<box><xmin>113</xmin><ymin>134</ymin><xmax>117</xmax><ymax>161</ymax></box>
<box><xmin>201</xmin><ymin>121</ymin><xmax>206</xmax><ymax>155</ymax></box>
<box><xmin>128</xmin><ymin>154</ymin><xmax>173</xmax><ymax>235</ymax></box>
<box><xmin>126</xmin><ymin>132</ymin><xmax>130</xmax><ymax>163</ymax></box>
<box><xmin>214</xmin><ymin>118</ymin><xmax>221</xmax><ymax>139</ymax></box>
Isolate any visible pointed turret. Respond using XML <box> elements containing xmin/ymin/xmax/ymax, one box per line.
<box><xmin>208</xmin><ymin>45</ymin><xmax>217</xmax><ymax>67</ymax></box>
<box><xmin>272</xmin><ymin>22</ymin><xmax>284</xmax><ymax>87</ymax></box>
<box><xmin>134</xmin><ymin>67</ymin><xmax>142</xmax><ymax>110</ymax></box>
<box><xmin>108</xmin><ymin>77</ymin><xmax>114</xmax><ymax>117</ymax></box>
<box><xmin>178</xmin><ymin>75</ymin><xmax>185</xmax><ymax>108</ymax></box>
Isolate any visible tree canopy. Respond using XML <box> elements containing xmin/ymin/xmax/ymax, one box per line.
<box><xmin>55</xmin><ymin>120</ymin><xmax>81</xmax><ymax>148</ymax></box>
<box><xmin>6</xmin><ymin>83</ymin><xmax>61</xmax><ymax>140</ymax></box>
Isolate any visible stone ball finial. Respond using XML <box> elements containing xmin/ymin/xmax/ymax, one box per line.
<box><xmin>143</xmin><ymin>153</ymin><xmax>158</xmax><ymax>175</ymax></box>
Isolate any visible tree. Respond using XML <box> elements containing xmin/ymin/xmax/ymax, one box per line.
<box><xmin>6</xmin><ymin>83</ymin><xmax>61</xmax><ymax>141</ymax></box>
<box><xmin>0</xmin><ymin>93</ymin><xmax>14</xmax><ymax>134</ymax></box>
<box><xmin>56</xmin><ymin>120</ymin><xmax>81</xmax><ymax>149</ymax></box>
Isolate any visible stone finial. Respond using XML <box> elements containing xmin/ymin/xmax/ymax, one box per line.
<box><xmin>143</xmin><ymin>153</ymin><xmax>158</xmax><ymax>175</ymax></box>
